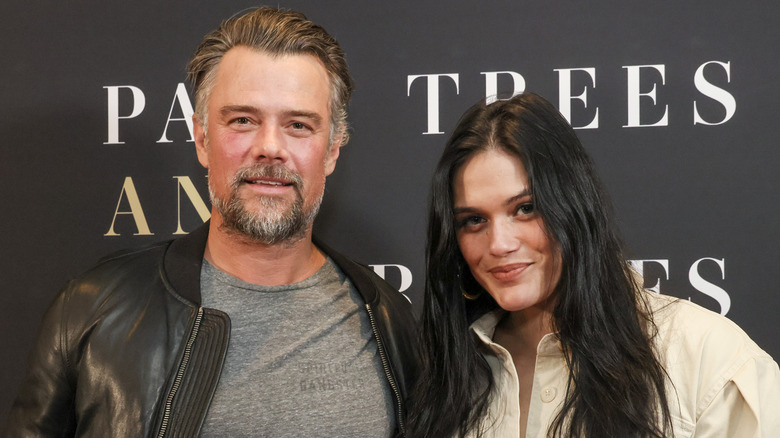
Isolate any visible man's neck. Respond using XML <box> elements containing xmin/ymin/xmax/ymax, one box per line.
<box><xmin>203</xmin><ymin>218</ymin><xmax>326</xmax><ymax>286</ymax></box>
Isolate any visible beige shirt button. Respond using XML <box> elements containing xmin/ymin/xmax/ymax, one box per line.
<box><xmin>541</xmin><ymin>387</ymin><xmax>557</xmax><ymax>403</ymax></box>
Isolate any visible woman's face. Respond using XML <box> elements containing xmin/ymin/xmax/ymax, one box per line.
<box><xmin>453</xmin><ymin>148</ymin><xmax>561</xmax><ymax>314</ymax></box>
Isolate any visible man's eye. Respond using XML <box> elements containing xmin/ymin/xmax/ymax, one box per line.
<box><xmin>291</xmin><ymin>122</ymin><xmax>308</xmax><ymax>130</ymax></box>
<box><xmin>232</xmin><ymin>117</ymin><xmax>251</xmax><ymax>125</ymax></box>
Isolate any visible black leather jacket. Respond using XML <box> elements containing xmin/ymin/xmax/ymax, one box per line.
<box><xmin>5</xmin><ymin>224</ymin><xmax>418</xmax><ymax>437</ymax></box>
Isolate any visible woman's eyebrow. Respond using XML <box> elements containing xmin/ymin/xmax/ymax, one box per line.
<box><xmin>505</xmin><ymin>189</ymin><xmax>531</xmax><ymax>207</ymax></box>
<box><xmin>453</xmin><ymin>189</ymin><xmax>531</xmax><ymax>215</ymax></box>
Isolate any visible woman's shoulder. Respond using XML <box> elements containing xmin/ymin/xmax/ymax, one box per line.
<box><xmin>646</xmin><ymin>291</ymin><xmax>768</xmax><ymax>357</ymax></box>
<box><xmin>644</xmin><ymin>290</ymin><xmax>776</xmax><ymax>396</ymax></box>
<box><xmin>643</xmin><ymin>292</ymin><xmax>780</xmax><ymax>433</ymax></box>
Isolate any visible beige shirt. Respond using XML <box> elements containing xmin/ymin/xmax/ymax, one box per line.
<box><xmin>470</xmin><ymin>292</ymin><xmax>780</xmax><ymax>437</ymax></box>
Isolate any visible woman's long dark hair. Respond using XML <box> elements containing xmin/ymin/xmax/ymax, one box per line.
<box><xmin>407</xmin><ymin>93</ymin><xmax>672</xmax><ymax>437</ymax></box>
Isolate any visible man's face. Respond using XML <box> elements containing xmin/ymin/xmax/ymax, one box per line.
<box><xmin>194</xmin><ymin>46</ymin><xmax>340</xmax><ymax>244</ymax></box>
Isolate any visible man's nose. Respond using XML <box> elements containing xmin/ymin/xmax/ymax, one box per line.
<box><xmin>251</xmin><ymin>125</ymin><xmax>288</xmax><ymax>162</ymax></box>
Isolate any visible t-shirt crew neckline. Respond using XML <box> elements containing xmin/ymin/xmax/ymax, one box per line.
<box><xmin>201</xmin><ymin>257</ymin><xmax>336</xmax><ymax>293</ymax></box>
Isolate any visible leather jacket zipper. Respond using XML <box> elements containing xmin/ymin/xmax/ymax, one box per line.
<box><xmin>157</xmin><ymin>307</ymin><xmax>204</xmax><ymax>438</ymax></box>
<box><xmin>365</xmin><ymin>304</ymin><xmax>406</xmax><ymax>437</ymax></box>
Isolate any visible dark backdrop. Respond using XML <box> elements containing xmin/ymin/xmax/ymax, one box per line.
<box><xmin>3</xmin><ymin>0</ymin><xmax>779</xmax><ymax>426</ymax></box>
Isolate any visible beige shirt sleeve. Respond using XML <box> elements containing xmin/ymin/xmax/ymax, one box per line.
<box><xmin>692</xmin><ymin>356</ymin><xmax>780</xmax><ymax>437</ymax></box>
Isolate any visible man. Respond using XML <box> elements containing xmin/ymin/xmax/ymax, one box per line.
<box><xmin>5</xmin><ymin>7</ymin><xmax>416</xmax><ymax>437</ymax></box>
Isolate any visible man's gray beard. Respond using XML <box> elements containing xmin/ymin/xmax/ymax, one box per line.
<box><xmin>209</xmin><ymin>164</ymin><xmax>322</xmax><ymax>246</ymax></box>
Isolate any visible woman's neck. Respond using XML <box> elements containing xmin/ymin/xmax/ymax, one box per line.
<box><xmin>493</xmin><ymin>303</ymin><xmax>555</xmax><ymax>354</ymax></box>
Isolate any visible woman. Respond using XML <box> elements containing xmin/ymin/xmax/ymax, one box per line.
<box><xmin>407</xmin><ymin>93</ymin><xmax>780</xmax><ymax>437</ymax></box>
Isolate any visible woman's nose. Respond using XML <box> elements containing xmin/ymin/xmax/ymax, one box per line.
<box><xmin>488</xmin><ymin>220</ymin><xmax>521</xmax><ymax>257</ymax></box>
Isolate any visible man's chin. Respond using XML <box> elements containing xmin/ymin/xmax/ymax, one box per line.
<box><xmin>221</xmin><ymin>222</ymin><xmax>308</xmax><ymax>247</ymax></box>
<box><xmin>231</xmin><ymin>192</ymin><xmax>295</xmax><ymax>216</ymax></box>
<box><xmin>244</xmin><ymin>202</ymin><xmax>295</xmax><ymax>222</ymax></box>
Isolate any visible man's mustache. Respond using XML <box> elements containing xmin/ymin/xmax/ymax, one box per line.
<box><xmin>232</xmin><ymin>164</ymin><xmax>303</xmax><ymax>193</ymax></box>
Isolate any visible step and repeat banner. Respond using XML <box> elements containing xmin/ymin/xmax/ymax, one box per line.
<box><xmin>2</xmin><ymin>0</ymin><xmax>778</xmax><ymax>424</ymax></box>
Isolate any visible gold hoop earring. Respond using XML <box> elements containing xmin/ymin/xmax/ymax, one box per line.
<box><xmin>462</xmin><ymin>289</ymin><xmax>483</xmax><ymax>300</ymax></box>
<box><xmin>458</xmin><ymin>266</ymin><xmax>482</xmax><ymax>300</ymax></box>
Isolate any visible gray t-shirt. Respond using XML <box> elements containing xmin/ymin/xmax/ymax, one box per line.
<box><xmin>198</xmin><ymin>258</ymin><xmax>395</xmax><ymax>437</ymax></box>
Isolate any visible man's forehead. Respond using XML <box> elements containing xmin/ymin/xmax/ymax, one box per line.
<box><xmin>209</xmin><ymin>47</ymin><xmax>332</xmax><ymax>115</ymax></box>
<box><xmin>217</xmin><ymin>46</ymin><xmax>328</xmax><ymax>81</ymax></box>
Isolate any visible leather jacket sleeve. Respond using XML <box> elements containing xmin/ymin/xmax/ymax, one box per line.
<box><xmin>5</xmin><ymin>284</ymin><xmax>78</xmax><ymax>437</ymax></box>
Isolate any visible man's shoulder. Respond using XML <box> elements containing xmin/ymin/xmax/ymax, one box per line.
<box><xmin>100</xmin><ymin>239</ymin><xmax>170</xmax><ymax>263</ymax></box>
<box><xmin>82</xmin><ymin>240</ymin><xmax>171</xmax><ymax>281</ymax></box>
<box><xmin>58</xmin><ymin>239</ymin><xmax>177</xmax><ymax>310</ymax></box>
<box><xmin>318</xmin><ymin>241</ymin><xmax>410</xmax><ymax>309</ymax></box>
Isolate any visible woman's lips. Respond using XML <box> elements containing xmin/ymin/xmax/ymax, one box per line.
<box><xmin>488</xmin><ymin>263</ymin><xmax>530</xmax><ymax>282</ymax></box>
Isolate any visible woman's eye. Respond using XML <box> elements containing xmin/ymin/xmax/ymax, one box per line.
<box><xmin>516</xmin><ymin>203</ymin><xmax>534</xmax><ymax>216</ymax></box>
<box><xmin>457</xmin><ymin>215</ymin><xmax>485</xmax><ymax>229</ymax></box>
